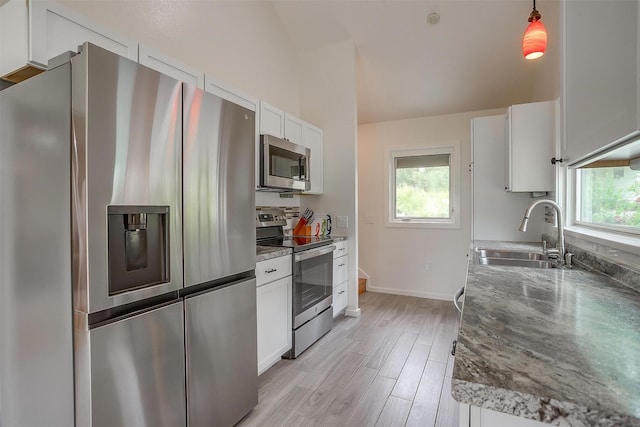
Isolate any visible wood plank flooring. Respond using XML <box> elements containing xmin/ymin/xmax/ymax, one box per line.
<box><xmin>237</xmin><ymin>292</ymin><xmax>461</xmax><ymax>427</ymax></box>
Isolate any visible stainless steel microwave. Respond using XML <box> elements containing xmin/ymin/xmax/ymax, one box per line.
<box><xmin>259</xmin><ymin>134</ymin><xmax>310</xmax><ymax>192</ymax></box>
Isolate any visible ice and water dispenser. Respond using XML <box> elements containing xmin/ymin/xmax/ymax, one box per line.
<box><xmin>107</xmin><ymin>206</ymin><xmax>170</xmax><ymax>295</ymax></box>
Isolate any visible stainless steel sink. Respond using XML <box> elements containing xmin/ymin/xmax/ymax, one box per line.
<box><xmin>473</xmin><ymin>247</ymin><xmax>558</xmax><ymax>269</ymax></box>
<box><xmin>474</xmin><ymin>248</ymin><xmax>546</xmax><ymax>260</ymax></box>
<box><xmin>474</xmin><ymin>257</ymin><xmax>557</xmax><ymax>268</ymax></box>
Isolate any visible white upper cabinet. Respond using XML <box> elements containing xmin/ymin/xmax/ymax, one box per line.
<box><xmin>562</xmin><ymin>0</ymin><xmax>639</xmax><ymax>164</ymax></box>
<box><xmin>139</xmin><ymin>45</ymin><xmax>204</xmax><ymax>89</ymax></box>
<box><xmin>302</xmin><ymin>122</ymin><xmax>324</xmax><ymax>194</ymax></box>
<box><xmin>205</xmin><ymin>75</ymin><xmax>258</xmax><ymax>112</ymax></box>
<box><xmin>505</xmin><ymin>101</ymin><xmax>555</xmax><ymax>192</ymax></box>
<box><xmin>258</xmin><ymin>101</ymin><xmax>324</xmax><ymax>194</ymax></box>
<box><xmin>284</xmin><ymin>113</ymin><xmax>304</xmax><ymax>144</ymax></box>
<box><xmin>259</xmin><ymin>101</ymin><xmax>285</xmax><ymax>138</ymax></box>
<box><xmin>1</xmin><ymin>0</ymin><xmax>137</xmax><ymax>81</ymax></box>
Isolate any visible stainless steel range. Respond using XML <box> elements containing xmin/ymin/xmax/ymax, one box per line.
<box><xmin>257</xmin><ymin>209</ymin><xmax>335</xmax><ymax>358</ymax></box>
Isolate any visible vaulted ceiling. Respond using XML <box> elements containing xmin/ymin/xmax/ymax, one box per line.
<box><xmin>272</xmin><ymin>0</ymin><xmax>559</xmax><ymax>124</ymax></box>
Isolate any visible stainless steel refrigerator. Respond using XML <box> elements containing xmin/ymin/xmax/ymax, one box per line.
<box><xmin>182</xmin><ymin>81</ymin><xmax>258</xmax><ymax>427</ymax></box>
<box><xmin>0</xmin><ymin>42</ymin><xmax>257</xmax><ymax>427</ymax></box>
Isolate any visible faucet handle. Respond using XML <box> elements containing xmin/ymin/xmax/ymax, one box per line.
<box><xmin>546</xmin><ymin>248</ymin><xmax>560</xmax><ymax>260</ymax></box>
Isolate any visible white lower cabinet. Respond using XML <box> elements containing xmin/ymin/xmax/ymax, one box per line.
<box><xmin>256</xmin><ymin>255</ymin><xmax>292</xmax><ymax>375</ymax></box>
<box><xmin>332</xmin><ymin>240</ymin><xmax>349</xmax><ymax>317</ymax></box>
<box><xmin>460</xmin><ymin>403</ymin><xmax>550</xmax><ymax>427</ymax></box>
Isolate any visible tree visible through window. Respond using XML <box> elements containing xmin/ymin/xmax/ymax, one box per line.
<box><xmin>577</xmin><ymin>166</ymin><xmax>640</xmax><ymax>229</ymax></box>
<box><xmin>394</xmin><ymin>154</ymin><xmax>451</xmax><ymax>219</ymax></box>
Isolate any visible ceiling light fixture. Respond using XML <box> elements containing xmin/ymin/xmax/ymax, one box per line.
<box><xmin>522</xmin><ymin>0</ymin><xmax>547</xmax><ymax>60</ymax></box>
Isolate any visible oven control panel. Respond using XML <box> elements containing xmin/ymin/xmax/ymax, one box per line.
<box><xmin>256</xmin><ymin>209</ymin><xmax>287</xmax><ymax>228</ymax></box>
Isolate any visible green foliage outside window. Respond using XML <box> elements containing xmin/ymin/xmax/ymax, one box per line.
<box><xmin>395</xmin><ymin>166</ymin><xmax>450</xmax><ymax>218</ymax></box>
<box><xmin>579</xmin><ymin>167</ymin><xmax>640</xmax><ymax>228</ymax></box>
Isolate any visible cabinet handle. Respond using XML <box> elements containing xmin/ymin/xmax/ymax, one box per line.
<box><xmin>265</xmin><ymin>268</ymin><xmax>277</xmax><ymax>274</ymax></box>
<box><xmin>338</xmin><ymin>263</ymin><xmax>345</xmax><ymax>267</ymax></box>
<box><xmin>338</xmin><ymin>290</ymin><xmax>345</xmax><ymax>295</ymax></box>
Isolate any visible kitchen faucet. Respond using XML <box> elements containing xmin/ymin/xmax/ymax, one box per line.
<box><xmin>518</xmin><ymin>199</ymin><xmax>568</xmax><ymax>265</ymax></box>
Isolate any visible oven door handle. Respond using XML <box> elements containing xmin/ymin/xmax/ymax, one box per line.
<box><xmin>294</xmin><ymin>245</ymin><xmax>336</xmax><ymax>262</ymax></box>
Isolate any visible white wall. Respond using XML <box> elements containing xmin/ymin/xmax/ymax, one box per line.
<box><xmin>358</xmin><ymin>108</ymin><xmax>504</xmax><ymax>300</ymax></box>
<box><xmin>60</xmin><ymin>0</ymin><xmax>301</xmax><ymax>114</ymax></box>
<box><xmin>297</xmin><ymin>40</ymin><xmax>359</xmax><ymax>315</ymax></box>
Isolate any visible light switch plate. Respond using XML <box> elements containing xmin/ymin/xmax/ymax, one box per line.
<box><xmin>544</xmin><ymin>206</ymin><xmax>555</xmax><ymax>224</ymax></box>
<box><xmin>336</xmin><ymin>216</ymin><xmax>348</xmax><ymax>228</ymax></box>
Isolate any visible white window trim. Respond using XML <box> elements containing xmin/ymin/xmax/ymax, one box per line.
<box><xmin>385</xmin><ymin>141</ymin><xmax>461</xmax><ymax>229</ymax></box>
<box><xmin>565</xmin><ymin>167</ymin><xmax>640</xmax><ymax>254</ymax></box>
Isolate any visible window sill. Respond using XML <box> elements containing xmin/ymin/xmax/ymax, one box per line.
<box><xmin>386</xmin><ymin>219</ymin><xmax>460</xmax><ymax>230</ymax></box>
<box><xmin>564</xmin><ymin>225</ymin><xmax>640</xmax><ymax>255</ymax></box>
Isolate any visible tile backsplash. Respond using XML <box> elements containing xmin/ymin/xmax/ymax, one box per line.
<box><xmin>544</xmin><ymin>233</ymin><xmax>640</xmax><ymax>292</ymax></box>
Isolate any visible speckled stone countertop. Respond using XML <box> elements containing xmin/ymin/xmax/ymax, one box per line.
<box><xmin>452</xmin><ymin>241</ymin><xmax>640</xmax><ymax>426</ymax></box>
<box><xmin>331</xmin><ymin>235</ymin><xmax>347</xmax><ymax>243</ymax></box>
<box><xmin>256</xmin><ymin>246</ymin><xmax>291</xmax><ymax>262</ymax></box>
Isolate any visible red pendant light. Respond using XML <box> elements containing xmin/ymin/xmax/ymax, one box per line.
<box><xmin>522</xmin><ymin>0</ymin><xmax>547</xmax><ymax>60</ymax></box>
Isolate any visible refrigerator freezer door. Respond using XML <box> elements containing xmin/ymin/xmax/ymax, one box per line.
<box><xmin>86</xmin><ymin>301</ymin><xmax>186</xmax><ymax>427</ymax></box>
<box><xmin>71</xmin><ymin>42</ymin><xmax>183</xmax><ymax>314</ymax></box>
<box><xmin>0</xmin><ymin>64</ymin><xmax>74</xmax><ymax>427</ymax></box>
<box><xmin>183</xmin><ymin>86</ymin><xmax>256</xmax><ymax>288</ymax></box>
<box><xmin>185</xmin><ymin>278</ymin><xmax>258</xmax><ymax>427</ymax></box>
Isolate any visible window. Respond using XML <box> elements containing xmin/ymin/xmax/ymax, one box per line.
<box><xmin>386</xmin><ymin>143</ymin><xmax>460</xmax><ymax>228</ymax></box>
<box><xmin>575</xmin><ymin>165</ymin><xmax>640</xmax><ymax>234</ymax></box>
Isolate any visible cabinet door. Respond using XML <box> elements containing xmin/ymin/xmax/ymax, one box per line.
<box><xmin>257</xmin><ymin>276</ymin><xmax>292</xmax><ymax>374</ymax></box>
<box><xmin>205</xmin><ymin>75</ymin><xmax>258</xmax><ymax>112</ymax></box>
<box><xmin>302</xmin><ymin>122</ymin><xmax>324</xmax><ymax>194</ymax></box>
<box><xmin>259</xmin><ymin>101</ymin><xmax>285</xmax><ymax>138</ymax></box>
<box><xmin>563</xmin><ymin>0</ymin><xmax>639</xmax><ymax>163</ymax></box>
<box><xmin>333</xmin><ymin>255</ymin><xmax>348</xmax><ymax>286</ymax></box>
<box><xmin>139</xmin><ymin>45</ymin><xmax>204</xmax><ymax>88</ymax></box>
<box><xmin>506</xmin><ymin>101</ymin><xmax>554</xmax><ymax>192</ymax></box>
<box><xmin>333</xmin><ymin>240</ymin><xmax>348</xmax><ymax>258</ymax></box>
<box><xmin>30</xmin><ymin>1</ymin><xmax>137</xmax><ymax>65</ymax></box>
<box><xmin>284</xmin><ymin>113</ymin><xmax>304</xmax><ymax>144</ymax></box>
<box><xmin>0</xmin><ymin>0</ymin><xmax>32</xmax><ymax>78</ymax></box>
<box><xmin>333</xmin><ymin>282</ymin><xmax>348</xmax><ymax>317</ymax></box>
<box><xmin>256</xmin><ymin>255</ymin><xmax>292</xmax><ymax>286</ymax></box>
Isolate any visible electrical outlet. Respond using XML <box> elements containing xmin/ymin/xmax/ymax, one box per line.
<box><xmin>425</xmin><ymin>263</ymin><xmax>431</xmax><ymax>271</ymax></box>
<box><xmin>364</xmin><ymin>216</ymin><xmax>375</xmax><ymax>224</ymax></box>
<box><xmin>336</xmin><ymin>216</ymin><xmax>348</xmax><ymax>228</ymax></box>
<box><xmin>544</xmin><ymin>206</ymin><xmax>555</xmax><ymax>224</ymax></box>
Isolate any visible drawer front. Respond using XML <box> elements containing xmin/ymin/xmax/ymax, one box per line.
<box><xmin>333</xmin><ymin>255</ymin><xmax>348</xmax><ymax>286</ymax></box>
<box><xmin>256</xmin><ymin>255</ymin><xmax>291</xmax><ymax>286</ymax></box>
<box><xmin>333</xmin><ymin>241</ymin><xmax>348</xmax><ymax>259</ymax></box>
<box><xmin>333</xmin><ymin>282</ymin><xmax>348</xmax><ymax>317</ymax></box>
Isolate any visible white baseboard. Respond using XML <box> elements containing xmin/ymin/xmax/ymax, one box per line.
<box><xmin>365</xmin><ymin>285</ymin><xmax>453</xmax><ymax>301</ymax></box>
<box><xmin>345</xmin><ymin>307</ymin><xmax>361</xmax><ymax>317</ymax></box>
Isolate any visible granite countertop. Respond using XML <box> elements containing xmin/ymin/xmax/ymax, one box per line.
<box><xmin>256</xmin><ymin>246</ymin><xmax>291</xmax><ymax>262</ymax></box>
<box><xmin>452</xmin><ymin>241</ymin><xmax>640</xmax><ymax>426</ymax></box>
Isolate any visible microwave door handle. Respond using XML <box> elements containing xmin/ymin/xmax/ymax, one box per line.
<box><xmin>300</xmin><ymin>157</ymin><xmax>305</xmax><ymax>180</ymax></box>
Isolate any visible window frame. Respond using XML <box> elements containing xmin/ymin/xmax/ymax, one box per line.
<box><xmin>385</xmin><ymin>142</ymin><xmax>461</xmax><ymax>229</ymax></box>
<box><xmin>570</xmin><ymin>167</ymin><xmax>640</xmax><ymax>237</ymax></box>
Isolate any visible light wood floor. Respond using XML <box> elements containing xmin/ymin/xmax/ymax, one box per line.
<box><xmin>237</xmin><ymin>291</ymin><xmax>461</xmax><ymax>427</ymax></box>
